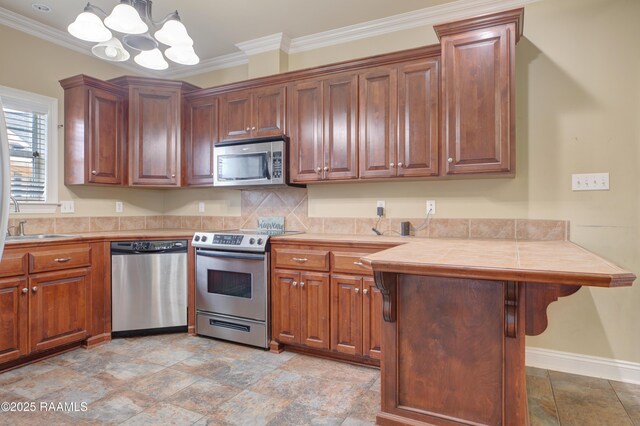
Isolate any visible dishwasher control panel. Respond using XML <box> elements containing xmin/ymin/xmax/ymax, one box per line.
<box><xmin>111</xmin><ymin>240</ymin><xmax>187</xmax><ymax>253</ymax></box>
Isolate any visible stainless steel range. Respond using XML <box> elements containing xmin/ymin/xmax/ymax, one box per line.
<box><xmin>192</xmin><ymin>229</ymin><xmax>297</xmax><ymax>348</ymax></box>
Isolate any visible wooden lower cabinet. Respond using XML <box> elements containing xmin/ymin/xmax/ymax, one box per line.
<box><xmin>29</xmin><ymin>269</ymin><xmax>90</xmax><ymax>353</ymax></box>
<box><xmin>273</xmin><ymin>270</ymin><xmax>330</xmax><ymax>349</ymax></box>
<box><xmin>0</xmin><ymin>278</ymin><xmax>28</xmax><ymax>364</ymax></box>
<box><xmin>331</xmin><ymin>275</ymin><xmax>382</xmax><ymax>359</ymax></box>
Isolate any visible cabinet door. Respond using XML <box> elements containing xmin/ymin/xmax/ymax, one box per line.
<box><xmin>88</xmin><ymin>88</ymin><xmax>125</xmax><ymax>184</ymax></box>
<box><xmin>252</xmin><ymin>85</ymin><xmax>286</xmax><ymax>137</ymax></box>
<box><xmin>362</xmin><ymin>277</ymin><xmax>382</xmax><ymax>360</ymax></box>
<box><xmin>220</xmin><ymin>89</ymin><xmax>252</xmax><ymax>141</ymax></box>
<box><xmin>441</xmin><ymin>25</ymin><xmax>514</xmax><ymax>174</ymax></box>
<box><xmin>129</xmin><ymin>86</ymin><xmax>180</xmax><ymax>186</ymax></box>
<box><xmin>300</xmin><ymin>272</ymin><xmax>330</xmax><ymax>349</ymax></box>
<box><xmin>183</xmin><ymin>96</ymin><xmax>218</xmax><ymax>186</ymax></box>
<box><xmin>289</xmin><ymin>80</ymin><xmax>324</xmax><ymax>182</ymax></box>
<box><xmin>0</xmin><ymin>278</ymin><xmax>28</xmax><ymax>364</ymax></box>
<box><xmin>273</xmin><ymin>270</ymin><xmax>300</xmax><ymax>344</ymax></box>
<box><xmin>397</xmin><ymin>59</ymin><xmax>439</xmax><ymax>178</ymax></box>
<box><xmin>324</xmin><ymin>74</ymin><xmax>358</xmax><ymax>180</ymax></box>
<box><xmin>29</xmin><ymin>269</ymin><xmax>89</xmax><ymax>353</ymax></box>
<box><xmin>359</xmin><ymin>67</ymin><xmax>397</xmax><ymax>179</ymax></box>
<box><xmin>330</xmin><ymin>275</ymin><xmax>363</xmax><ymax>356</ymax></box>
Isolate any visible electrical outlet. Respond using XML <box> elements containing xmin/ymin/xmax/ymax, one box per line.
<box><xmin>198</xmin><ymin>202</ymin><xmax>205</xmax><ymax>213</ymax></box>
<box><xmin>115</xmin><ymin>201</ymin><xmax>124</xmax><ymax>213</ymax></box>
<box><xmin>60</xmin><ymin>201</ymin><xmax>74</xmax><ymax>214</ymax></box>
<box><xmin>376</xmin><ymin>200</ymin><xmax>385</xmax><ymax>209</ymax></box>
<box><xmin>426</xmin><ymin>200</ymin><xmax>436</xmax><ymax>215</ymax></box>
<box><xmin>572</xmin><ymin>173</ymin><xmax>609</xmax><ymax>191</ymax></box>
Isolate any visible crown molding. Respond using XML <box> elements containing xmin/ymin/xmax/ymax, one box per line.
<box><xmin>0</xmin><ymin>6</ymin><xmax>151</xmax><ymax>76</ymax></box>
<box><xmin>164</xmin><ymin>52</ymin><xmax>248</xmax><ymax>79</ymax></box>
<box><xmin>1</xmin><ymin>0</ymin><xmax>541</xmax><ymax>80</ymax></box>
<box><xmin>236</xmin><ymin>32</ymin><xmax>292</xmax><ymax>56</ymax></box>
<box><xmin>288</xmin><ymin>0</ymin><xmax>541</xmax><ymax>54</ymax></box>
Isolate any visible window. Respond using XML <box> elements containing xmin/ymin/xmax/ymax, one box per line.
<box><xmin>0</xmin><ymin>85</ymin><xmax>58</xmax><ymax>213</ymax></box>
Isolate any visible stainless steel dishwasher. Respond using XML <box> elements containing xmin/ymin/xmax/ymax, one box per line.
<box><xmin>111</xmin><ymin>240</ymin><xmax>188</xmax><ymax>336</ymax></box>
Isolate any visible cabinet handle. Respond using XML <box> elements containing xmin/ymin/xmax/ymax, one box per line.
<box><xmin>448</xmin><ymin>157</ymin><xmax>454</xmax><ymax>163</ymax></box>
<box><xmin>91</xmin><ymin>170</ymin><xmax>97</xmax><ymax>175</ymax></box>
<box><xmin>22</xmin><ymin>288</ymin><xmax>28</xmax><ymax>294</ymax></box>
<box><xmin>54</xmin><ymin>257</ymin><xmax>71</xmax><ymax>262</ymax></box>
<box><xmin>354</xmin><ymin>287</ymin><xmax>360</xmax><ymax>294</ymax></box>
<box><xmin>323</xmin><ymin>166</ymin><xmax>329</xmax><ymax>171</ymax></box>
<box><xmin>363</xmin><ymin>288</ymin><xmax>369</xmax><ymax>295</ymax></box>
<box><xmin>246</xmin><ymin>127</ymin><xmax>250</xmax><ymax>132</ymax></box>
<box><xmin>316</xmin><ymin>167</ymin><xmax>321</xmax><ymax>173</ymax></box>
<box><xmin>397</xmin><ymin>162</ymin><xmax>403</xmax><ymax>167</ymax></box>
<box><xmin>390</xmin><ymin>163</ymin><xmax>395</xmax><ymax>167</ymax></box>
<box><xmin>251</xmin><ymin>126</ymin><xmax>256</xmax><ymax>131</ymax></box>
<box><xmin>291</xmin><ymin>257</ymin><xmax>308</xmax><ymax>263</ymax></box>
<box><xmin>353</xmin><ymin>261</ymin><xmax>364</xmax><ymax>267</ymax></box>
<box><xmin>32</xmin><ymin>286</ymin><xmax>37</xmax><ymax>292</ymax></box>
<box><xmin>292</xmin><ymin>281</ymin><xmax>298</xmax><ymax>287</ymax></box>
<box><xmin>300</xmin><ymin>282</ymin><xmax>305</xmax><ymax>288</ymax></box>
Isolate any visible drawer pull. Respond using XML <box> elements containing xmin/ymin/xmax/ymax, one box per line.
<box><xmin>292</xmin><ymin>257</ymin><xmax>308</xmax><ymax>263</ymax></box>
<box><xmin>54</xmin><ymin>257</ymin><xmax>72</xmax><ymax>263</ymax></box>
<box><xmin>353</xmin><ymin>261</ymin><xmax>364</xmax><ymax>267</ymax></box>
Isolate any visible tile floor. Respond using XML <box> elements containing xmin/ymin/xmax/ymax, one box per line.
<box><xmin>0</xmin><ymin>334</ymin><xmax>638</xmax><ymax>425</ymax></box>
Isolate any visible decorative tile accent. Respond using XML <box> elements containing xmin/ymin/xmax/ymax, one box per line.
<box><xmin>469</xmin><ymin>219</ymin><xmax>516</xmax><ymax>240</ymax></box>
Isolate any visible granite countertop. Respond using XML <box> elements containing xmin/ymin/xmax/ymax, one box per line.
<box><xmin>360</xmin><ymin>238</ymin><xmax>635</xmax><ymax>288</ymax></box>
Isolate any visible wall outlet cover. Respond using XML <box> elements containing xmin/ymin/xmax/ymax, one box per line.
<box><xmin>376</xmin><ymin>200</ymin><xmax>386</xmax><ymax>209</ymax></box>
<box><xmin>426</xmin><ymin>200</ymin><xmax>436</xmax><ymax>215</ymax></box>
<box><xmin>115</xmin><ymin>201</ymin><xmax>124</xmax><ymax>213</ymax></box>
<box><xmin>198</xmin><ymin>202</ymin><xmax>205</xmax><ymax>213</ymax></box>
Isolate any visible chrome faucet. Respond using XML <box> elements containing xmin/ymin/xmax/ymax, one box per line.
<box><xmin>9</xmin><ymin>195</ymin><xmax>20</xmax><ymax>212</ymax></box>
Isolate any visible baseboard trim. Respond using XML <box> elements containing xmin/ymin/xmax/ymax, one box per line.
<box><xmin>526</xmin><ymin>347</ymin><xmax>640</xmax><ymax>385</ymax></box>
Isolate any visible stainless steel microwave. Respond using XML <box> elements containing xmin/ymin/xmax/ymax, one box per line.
<box><xmin>213</xmin><ymin>137</ymin><xmax>289</xmax><ymax>189</ymax></box>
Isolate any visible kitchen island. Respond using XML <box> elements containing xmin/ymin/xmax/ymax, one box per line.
<box><xmin>361</xmin><ymin>239</ymin><xmax>635</xmax><ymax>426</ymax></box>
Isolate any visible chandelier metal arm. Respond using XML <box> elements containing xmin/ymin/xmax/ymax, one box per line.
<box><xmin>83</xmin><ymin>3</ymin><xmax>108</xmax><ymax>18</ymax></box>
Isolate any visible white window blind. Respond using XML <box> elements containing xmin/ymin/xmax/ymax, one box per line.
<box><xmin>4</xmin><ymin>106</ymin><xmax>48</xmax><ymax>202</ymax></box>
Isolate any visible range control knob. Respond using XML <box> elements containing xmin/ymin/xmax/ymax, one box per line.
<box><xmin>257</xmin><ymin>238</ymin><xmax>264</xmax><ymax>245</ymax></box>
<box><xmin>201</xmin><ymin>235</ymin><xmax>208</xmax><ymax>242</ymax></box>
<box><xmin>249</xmin><ymin>238</ymin><xmax>256</xmax><ymax>245</ymax></box>
<box><xmin>194</xmin><ymin>235</ymin><xmax>201</xmax><ymax>242</ymax></box>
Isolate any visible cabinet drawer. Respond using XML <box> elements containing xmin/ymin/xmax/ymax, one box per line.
<box><xmin>0</xmin><ymin>252</ymin><xmax>28</xmax><ymax>278</ymax></box>
<box><xmin>29</xmin><ymin>246</ymin><xmax>91</xmax><ymax>274</ymax></box>
<box><xmin>274</xmin><ymin>248</ymin><xmax>329</xmax><ymax>271</ymax></box>
<box><xmin>331</xmin><ymin>252</ymin><xmax>374</xmax><ymax>275</ymax></box>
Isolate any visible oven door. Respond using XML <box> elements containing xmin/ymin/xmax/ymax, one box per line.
<box><xmin>196</xmin><ymin>250</ymin><xmax>267</xmax><ymax>322</ymax></box>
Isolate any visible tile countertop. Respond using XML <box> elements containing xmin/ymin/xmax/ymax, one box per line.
<box><xmin>359</xmin><ymin>238</ymin><xmax>636</xmax><ymax>288</ymax></box>
<box><xmin>3</xmin><ymin>229</ymin><xmax>199</xmax><ymax>246</ymax></box>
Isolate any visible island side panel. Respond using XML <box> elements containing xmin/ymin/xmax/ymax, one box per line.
<box><xmin>377</xmin><ymin>275</ymin><xmax>527</xmax><ymax>426</ymax></box>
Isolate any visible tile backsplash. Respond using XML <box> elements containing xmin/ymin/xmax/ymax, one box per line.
<box><xmin>8</xmin><ymin>188</ymin><xmax>569</xmax><ymax>241</ymax></box>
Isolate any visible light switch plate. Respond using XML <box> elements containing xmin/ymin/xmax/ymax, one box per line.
<box><xmin>572</xmin><ymin>173</ymin><xmax>610</xmax><ymax>191</ymax></box>
<box><xmin>115</xmin><ymin>201</ymin><xmax>124</xmax><ymax>213</ymax></box>
<box><xmin>198</xmin><ymin>202</ymin><xmax>205</xmax><ymax>213</ymax></box>
<box><xmin>60</xmin><ymin>201</ymin><xmax>74</xmax><ymax>213</ymax></box>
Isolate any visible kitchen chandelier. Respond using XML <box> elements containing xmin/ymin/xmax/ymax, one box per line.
<box><xmin>67</xmin><ymin>0</ymin><xmax>199</xmax><ymax>70</ymax></box>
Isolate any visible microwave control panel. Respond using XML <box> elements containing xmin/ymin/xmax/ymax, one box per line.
<box><xmin>272</xmin><ymin>151</ymin><xmax>283</xmax><ymax>181</ymax></box>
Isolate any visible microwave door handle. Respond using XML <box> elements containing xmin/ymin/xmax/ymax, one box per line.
<box><xmin>264</xmin><ymin>151</ymin><xmax>271</xmax><ymax>180</ymax></box>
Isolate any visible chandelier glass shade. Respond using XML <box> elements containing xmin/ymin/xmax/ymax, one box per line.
<box><xmin>67</xmin><ymin>0</ymin><xmax>199</xmax><ymax>69</ymax></box>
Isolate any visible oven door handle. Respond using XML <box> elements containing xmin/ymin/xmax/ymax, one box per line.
<box><xmin>196</xmin><ymin>250</ymin><xmax>266</xmax><ymax>261</ymax></box>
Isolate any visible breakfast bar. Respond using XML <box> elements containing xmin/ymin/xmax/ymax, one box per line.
<box><xmin>362</xmin><ymin>239</ymin><xmax>636</xmax><ymax>426</ymax></box>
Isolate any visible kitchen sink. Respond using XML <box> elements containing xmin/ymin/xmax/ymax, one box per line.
<box><xmin>6</xmin><ymin>234</ymin><xmax>77</xmax><ymax>241</ymax></box>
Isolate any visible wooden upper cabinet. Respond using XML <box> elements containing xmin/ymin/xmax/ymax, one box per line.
<box><xmin>436</xmin><ymin>9</ymin><xmax>522</xmax><ymax>175</ymax></box>
<box><xmin>60</xmin><ymin>75</ymin><xmax>126</xmax><ymax>186</ymax></box>
<box><xmin>0</xmin><ymin>278</ymin><xmax>28</xmax><ymax>364</ymax></box>
<box><xmin>289</xmin><ymin>74</ymin><xmax>358</xmax><ymax>183</ymax></box>
<box><xmin>359</xmin><ymin>67</ymin><xmax>397</xmax><ymax>179</ymax></box>
<box><xmin>290</xmin><ymin>80</ymin><xmax>324</xmax><ymax>182</ymax></box>
<box><xmin>128</xmin><ymin>85</ymin><xmax>181</xmax><ymax>186</ymax></box>
<box><xmin>183</xmin><ymin>96</ymin><xmax>219</xmax><ymax>186</ymax></box>
<box><xmin>29</xmin><ymin>269</ymin><xmax>90</xmax><ymax>353</ymax></box>
<box><xmin>323</xmin><ymin>74</ymin><xmax>358</xmax><ymax>181</ymax></box>
<box><xmin>398</xmin><ymin>59</ymin><xmax>440</xmax><ymax>177</ymax></box>
<box><xmin>220</xmin><ymin>85</ymin><xmax>286</xmax><ymax>142</ymax></box>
